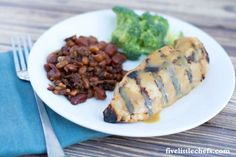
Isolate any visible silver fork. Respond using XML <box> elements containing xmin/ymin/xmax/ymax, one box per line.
<box><xmin>11</xmin><ymin>35</ymin><xmax>66</xmax><ymax>157</ymax></box>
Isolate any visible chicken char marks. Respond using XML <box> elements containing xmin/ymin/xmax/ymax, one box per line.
<box><xmin>103</xmin><ymin>37</ymin><xmax>209</xmax><ymax>123</ymax></box>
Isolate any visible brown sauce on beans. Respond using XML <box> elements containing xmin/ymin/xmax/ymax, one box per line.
<box><xmin>44</xmin><ymin>35</ymin><xmax>127</xmax><ymax>105</ymax></box>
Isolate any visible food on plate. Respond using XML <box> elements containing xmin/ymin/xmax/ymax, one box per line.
<box><xmin>103</xmin><ymin>37</ymin><xmax>209</xmax><ymax>123</ymax></box>
<box><xmin>44</xmin><ymin>35</ymin><xmax>127</xmax><ymax>105</ymax></box>
<box><xmin>111</xmin><ymin>6</ymin><xmax>182</xmax><ymax>60</ymax></box>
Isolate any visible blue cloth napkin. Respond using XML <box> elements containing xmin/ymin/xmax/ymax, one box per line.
<box><xmin>0</xmin><ymin>51</ymin><xmax>108</xmax><ymax>156</ymax></box>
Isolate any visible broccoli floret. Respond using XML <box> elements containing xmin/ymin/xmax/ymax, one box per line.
<box><xmin>111</xmin><ymin>6</ymin><xmax>171</xmax><ymax>60</ymax></box>
<box><xmin>139</xmin><ymin>12</ymin><xmax>169</xmax><ymax>51</ymax></box>
<box><xmin>112</xmin><ymin>6</ymin><xmax>140</xmax><ymax>44</ymax></box>
<box><xmin>112</xmin><ymin>6</ymin><xmax>139</xmax><ymax>22</ymax></box>
<box><xmin>152</xmin><ymin>15</ymin><xmax>169</xmax><ymax>37</ymax></box>
<box><xmin>122</xmin><ymin>44</ymin><xmax>141</xmax><ymax>60</ymax></box>
<box><xmin>111</xmin><ymin>6</ymin><xmax>141</xmax><ymax>60</ymax></box>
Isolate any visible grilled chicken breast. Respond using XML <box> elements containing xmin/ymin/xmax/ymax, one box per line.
<box><xmin>103</xmin><ymin>37</ymin><xmax>209</xmax><ymax>123</ymax></box>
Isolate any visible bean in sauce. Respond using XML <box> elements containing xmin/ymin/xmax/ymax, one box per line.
<box><xmin>44</xmin><ymin>35</ymin><xmax>127</xmax><ymax>105</ymax></box>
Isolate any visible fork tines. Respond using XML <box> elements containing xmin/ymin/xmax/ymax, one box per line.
<box><xmin>11</xmin><ymin>35</ymin><xmax>33</xmax><ymax>71</ymax></box>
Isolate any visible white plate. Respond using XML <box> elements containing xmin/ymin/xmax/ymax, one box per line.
<box><xmin>28</xmin><ymin>10</ymin><xmax>235</xmax><ymax>137</ymax></box>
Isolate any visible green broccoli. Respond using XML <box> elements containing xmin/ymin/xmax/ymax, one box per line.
<box><xmin>111</xmin><ymin>6</ymin><xmax>141</xmax><ymax>60</ymax></box>
<box><xmin>111</xmin><ymin>6</ymin><xmax>170</xmax><ymax>60</ymax></box>
<box><xmin>138</xmin><ymin>12</ymin><xmax>169</xmax><ymax>54</ymax></box>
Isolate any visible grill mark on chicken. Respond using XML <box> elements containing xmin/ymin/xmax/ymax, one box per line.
<box><xmin>127</xmin><ymin>71</ymin><xmax>138</xmax><ymax>79</ymax></box>
<box><xmin>187</xmin><ymin>52</ymin><xmax>196</xmax><ymax>63</ymax></box>
<box><xmin>186</xmin><ymin>70</ymin><xmax>193</xmax><ymax>83</ymax></box>
<box><xmin>140</xmin><ymin>87</ymin><xmax>153</xmax><ymax>115</ymax></box>
<box><xmin>119</xmin><ymin>86</ymin><xmax>134</xmax><ymax>114</ymax></box>
<box><xmin>202</xmin><ymin>47</ymin><xmax>210</xmax><ymax>63</ymax></box>
<box><xmin>144</xmin><ymin>67</ymin><xmax>160</xmax><ymax>73</ymax></box>
<box><xmin>128</xmin><ymin>71</ymin><xmax>153</xmax><ymax>115</ymax></box>
<box><xmin>163</xmin><ymin>62</ymin><xmax>181</xmax><ymax>96</ymax></box>
<box><xmin>175</xmin><ymin>56</ymin><xmax>193</xmax><ymax>84</ymax></box>
<box><xmin>190</xmin><ymin>46</ymin><xmax>209</xmax><ymax>83</ymax></box>
<box><xmin>144</xmin><ymin>66</ymin><xmax>169</xmax><ymax>107</ymax></box>
<box><xmin>152</xmin><ymin>74</ymin><xmax>168</xmax><ymax>106</ymax></box>
<box><xmin>182</xmin><ymin>56</ymin><xmax>193</xmax><ymax>84</ymax></box>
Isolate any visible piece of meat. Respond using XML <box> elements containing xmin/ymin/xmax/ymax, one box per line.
<box><xmin>103</xmin><ymin>37</ymin><xmax>209</xmax><ymax>123</ymax></box>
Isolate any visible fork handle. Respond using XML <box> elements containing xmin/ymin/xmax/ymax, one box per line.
<box><xmin>34</xmin><ymin>92</ymin><xmax>66</xmax><ymax>157</ymax></box>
